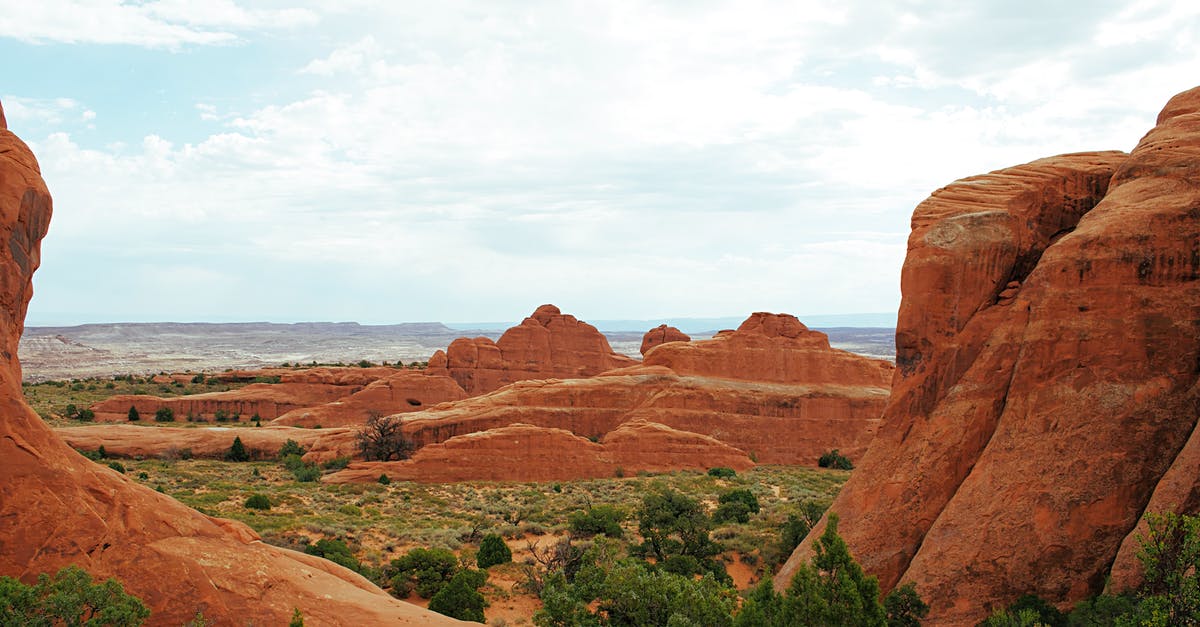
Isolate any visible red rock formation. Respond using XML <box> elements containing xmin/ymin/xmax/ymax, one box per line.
<box><xmin>645</xmin><ymin>312</ymin><xmax>894</xmax><ymax>386</ymax></box>
<box><xmin>780</xmin><ymin>88</ymin><xmax>1200</xmax><ymax>624</ymax></box>
<box><xmin>273</xmin><ymin>370</ymin><xmax>468</xmax><ymax>427</ymax></box>
<box><xmin>425</xmin><ymin>304</ymin><xmax>638</xmax><ymax>394</ymax></box>
<box><xmin>90</xmin><ymin>382</ymin><xmax>357</xmax><ymax>422</ymax></box>
<box><xmin>325</xmin><ymin>419</ymin><xmax>754</xmax><ymax>483</ymax></box>
<box><xmin>0</xmin><ymin>100</ymin><xmax>461</xmax><ymax>625</ymax></box>
<box><xmin>640</xmin><ymin>324</ymin><xmax>690</xmax><ymax>355</ymax></box>
<box><xmin>56</xmin><ymin>424</ymin><xmax>358</xmax><ymax>462</ymax></box>
<box><xmin>402</xmin><ymin>323</ymin><xmax>891</xmax><ymax>467</ymax></box>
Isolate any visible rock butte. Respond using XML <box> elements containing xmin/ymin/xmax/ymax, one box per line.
<box><xmin>320</xmin><ymin>313</ymin><xmax>891</xmax><ymax>482</ymax></box>
<box><xmin>424</xmin><ymin>304</ymin><xmax>639</xmax><ymax>395</ymax></box>
<box><xmin>0</xmin><ymin>100</ymin><xmax>464</xmax><ymax>625</ymax></box>
<box><xmin>325</xmin><ymin>419</ymin><xmax>754</xmax><ymax>483</ymax></box>
<box><xmin>779</xmin><ymin>86</ymin><xmax>1200</xmax><ymax>625</ymax></box>
<box><xmin>639</xmin><ymin>323</ymin><xmax>690</xmax><ymax>355</ymax></box>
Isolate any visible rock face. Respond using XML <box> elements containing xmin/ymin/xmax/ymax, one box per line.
<box><xmin>645</xmin><ymin>312</ymin><xmax>894</xmax><ymax>386</ymax></box>
<box><xmin>56</xmin><ymin>424</ymin><xmax>358</xmax><ymax>462</ymax></box>
<box><xmin>325</xmin><ymin>419</ymin><xmax>754</xmax><ymax>483</ymax></box>
<box><xmin>639</xmin><ymin>324</ymin><xmax>690</xmax><ymax>355</ymax></box>
<box><xmin>397</xmin><ymin>313</ymin><xmax>893</xmax><ymax>468</ymax></box>
<box><xmin>425</xmin><ymin>304</ymin><xmax>638</xmax><ymax>394</ymax></box>
<box><xmin>91</xmin><ymin>383</ymin><xmax>355</xmax><ymax>422</ymax></box>
<box><xmin>780</xmin><ymin>87</ymin><xmax>1200</xmax><ymax>625</ymax></box>
<box><xmin>0</xmin><ymin>101</ymin><xmax>461</xmax><ymax>625</ymax></box>
<box><xmin>273</xmin><ymin>370</ymin><xmax>468</xmax><ymax>427</ymax></box>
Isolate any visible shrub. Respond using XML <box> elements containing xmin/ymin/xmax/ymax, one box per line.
<box><xmin>428</xmin><ymin>569</ymin><xmax>487</xmax><ymax>622</ymax></box>
<box><xmin>356</xmin><ymin>413</ymin><xmax>415</xmax><ymax>461</ymax></box>
<box><xmin>214</xmin><ymin>409</ymin><xmax>229</xmax><ymax>423</ymax></box>
<box><xmin>127</xmin><ymin>406</ymin><xmax>140</xmax><ymax>422</ymax></box>
<box><xmin>712</xmin><ymin>489</ymin><xmax>761</xmax><ymax>524</ymax></box>
<box><xmin>76</xmin><ymin>409</ymin><xmax>95</xmax><ymax>422</ymax></box>
<box><xmin>818</xmin><ymin>449</ymin><xmax>853</xmax><ymax>470</ymax></box>
<box><xmin>107</xmin><ymin>461</ymin><xmax>126</xmax><ymax>474</ymax></box>
<box><xmin>477</xmin><ymin>534</ymin><xmax>512</xmax><ymax>569</ymax></box>
<box><xmin>304</xmin><ymin>538</ymin><xmax>361</xmax><ymax>573</ymax></box>
<box><xmin>378</xmin><ymin>474</ymin><xmax>391</xmax><ymax>485</ymax></box>
<box><xmin>225</xmin><ymin>436</ymin><xmax>250</xmax><ymax>462</ymax></box>
<box><xmin>707</xmin><ymin>467</ymin><xmax>737</xmax><ymax>478</ymax></box>
<box><xmin>568</xmin><ymin>505</ymin><xmax>625</xmax><ymax>538</ymax></box>
<box><xmin>0</xmin><ymin>565</ymin><xmax>150</xmax><ymax>626</ymax></box>
<box><xmin>278</xmin><ymin>439</ymin><xmax>307</xmax><ymax>458</ymax></box>
<box><xmin>288</xmin><ymin>608</ymin><xmax>304</xmax><ymax>627</ymax></box>
<box><xmin>154</xmin><ymin>407</ymin><xmax>174</xmax><ymax>423</ymax></box>
<box><xmin>321</xmin><ymin>456</ymin><xmax>351</xmax><ymax>471</ymax></box>
<box><xmin>387</xmin><ymin>547</ymin><xmax>460</xmax><ymax>599</ymax></box>
<box><xmin>292</xmin><ymin>463</ymin><xmax>321</xmax><ymax>483</ymax></box>
<box><xmin>884</xmin><ymin>582</ymin><xmax>930</xmax><ymax>627</ymax></box>
<box><xmin>191</xmin><ymin>373</ymin><xmax>205</xmax><ymax>384</ymax></box>
<box><xmin>245</xmin><ymin>494</ymin><xmax>272</xmax><ymax>510</ymax></box>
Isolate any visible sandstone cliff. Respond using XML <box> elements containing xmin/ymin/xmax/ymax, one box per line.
<box><xmin>424</xmin><ymin>304</ymin><xmax>638</xmax><ymax>394</ymax></box>
<box><xmin>0</xmin><ymin>100</ymin><xmax>462</xmax><ymax>625</ymax></box>
<box><xmin>639</xmin><ymin>324</ymin><xmax>690</xmax><ymax>355</ymax></box>
<box><xmin>779</xmin><ymin>87</ymin><xmax>1200</xmax><ymax>625</ymax></box>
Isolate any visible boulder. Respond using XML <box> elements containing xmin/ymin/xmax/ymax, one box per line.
<box><xmin>780</xmin><ymin>87</ymin><xmax>1200</xmax><ymax>625</ymax></box>
<box><xmin>424</xmin><ymin>304</ymin><xmax>638</xmax><ymax>394</ymax></box>
<box><xmin>0</xmin><ymin>99</ymin><xmax>462</xmax><ymax>625</ymax></box>
<box><xmin>640</xmin><ymin>324</ymin><xmax>690</xmax><ymax>355</ymax></box>
<box><xmin>324</xmin><ymin>419</ymin><xmax>754</xmax><ymax>483</ymax></box>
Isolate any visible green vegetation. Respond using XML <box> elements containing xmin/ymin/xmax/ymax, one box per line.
<box><xmin>568</xmin><ymin>505</ymin><xmax>626</xmax><ymax>538</ymax></box>
<box><xmin>22</xmin><ymin>375</ymin><xmax>252</xmax><ymax>426</ymax></box>
<box><xmin>476</xmin><ymin>533</ymin><xmax>512</xmax><ymax>569</ymax></box>
<box><xmin>127</xmin><ymin>406</ymin><xmax>139</xmax><ymax>422</ymax></box>
<box><xmin>304</xmin><ymin>538</ymin><xmax>361</xmax><ymax>573</ymax></box>
<box><xmin>356</xmin><ymin>413</ymin><xmax>415</xmax><ymax>461</ymax></box>
<box><xmin>708</xmin><ymin>467</ymin><xmax>737</xmax><ymax>478</ymax></box>
<box><xmin>154</xmin><ymin>407</ymin><xmax>174</xmax><ymax>423</ymax></box>
<box><xmin>225</xmin><ymin>436</ymin><xmax>250</xmax><ymax>462</ymax></box>
<box><xmin>428</xmin><ymin>569</ymin><xmax>487</xmax><ymax>622</ymax></box>
<box><xmin>0</xmin><ymin>565</ymin><xmax>149</xmax><ymax>626</ymax></box>
<box><xmin>288</xmin><ymin>608</ymin><xmax>305</xmax><ymax>627</ymax></box>
<box><xmin>817</xmin><ymin>449</ymin><xmax>854</xmax><ymax>470</ymax></box>
<box><xmin>244</xmin><ymin>493</ymin><xmax>272</xmax><ymax>510</ymax></box>
<box><xmin>713</xmin><ymin>488</ymin><xmax>761</xmax><ymax>524</ymax></box>
<box><xmin>386</xmin><ymin>547</ymin><xmax>460</xmax><ymax>598</ymax></box>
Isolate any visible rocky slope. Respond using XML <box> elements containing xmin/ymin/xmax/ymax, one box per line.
<box><xmin>779</xmin><ymin>87</ymin><xmax>1200</xmax><ymax>624</ymax></box>
<box><xmin>424</xmin><ymin>304</ymin><xmax>639</xmax><ymax>394</ymax></box>
<box><xmin>0</xmin><ymin>100</ymin><xmax>462</xmax><ymax>625</ymax></box>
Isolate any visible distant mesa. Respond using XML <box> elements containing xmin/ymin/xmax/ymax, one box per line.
<box><xmin>639</xmin><ymin>323</ymin><xmax>690</xmax><ymax>355</ymax></box>
<box><xmin>424</xmin><ymin>304</ymin><xmax>638</xmax><ymax>395</ymax></box>
<box><xmin>778</xmin><ymin>86</ymin><xmax>1200</xmax><ymax>624</ymax></box>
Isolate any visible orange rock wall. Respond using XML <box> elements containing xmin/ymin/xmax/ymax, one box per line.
<box><xmin>273</xmin><ymin>370</ymin><xmax>468</xmax><ymax>427</ymax></box>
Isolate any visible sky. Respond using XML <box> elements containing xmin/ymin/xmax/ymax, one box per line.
<box><xmin>2</xmin><ymin>1</ymin><xmax>1198</xmax><ymax>326</ymax></box>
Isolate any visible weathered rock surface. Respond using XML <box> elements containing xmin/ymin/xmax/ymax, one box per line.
<box><xmin>325</xmin><ymin>419</ymin><xmax>754</xmax><ymax>483</ymax></box>
<box><xmin>56</xmin><ymin>424</ymin><xmax>358</xmax><ymax>462</ymax></box>
<box><xmin>640</xmin><ymin>324</ymin><xmax>690</xmax><ymax>355</ymax></box>
<box><xmin>90</xmin><ymin>382</ymin><xmax>355</xmax><ymax>422</ymax></box>
<box><xmin>425</xmin><ymin>304</ymin><xmax>638</xmax><ymax>394</ymax></box>
<box><xmin>645</xmin><ymin>312</ymin><xmax>894</xmax><ymax>386</ymax></box>
<box><xmin>273</xmin><ymin>370</ymin><xmax>468</xmax><ymax>427</ymax></box>
<box><xmin>398</xmin><ymin>312</ymin><xmax>893</xmax><ymax>467</ymax></box>
<box><xmin>780</xmin><ymin>87</ymin><xmax>1200</xmax><ymax>625</ymax></box>
<box><xmin>0</xmin><ymin>100</ymin><xmax>461</xmax><ymax>625</ymax></box>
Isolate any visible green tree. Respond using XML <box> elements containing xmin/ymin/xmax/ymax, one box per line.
<box><xmin>638</xmin><ymin>489</ymin><xmax>720</xmax><ymax>563</ymax></box>
<box><xmin>126</xmin><ymin>406</ymin><xmax>139</xmax><ymax>422</ymax></box>
<box><xmin>288</xmin><ymin>608</ymin><xmax>304</xmax><ymax>627</ymax></box>
<box><xmin>0</xmin><ymin>565</ymin><xmax>149</xmax><ymax>626</ymax></box>
<box><xmin>598</xmin><ymin>560</ymin><xmax>737</xmax><ymax>627</ymax></box>
<box><xmin>885</xmin><ymin>582</ymin><xmax>930</xmax><ymax>627</ymax></box>
<box><xmin>568</xmin><ymin>505</ymin><xmax>625</xmax><ymax>538</ymax></box>
<box><xmin>244</xmin><ymin>493</ymin><xmax>271</xmax><ymax>510</ymax></box>
<box><xmin>477</xmin><ymin>533</ymin><xmax>512</xmax><ymax>569</ymax></box>
<box><xmin>225</xmin><ymin>436</ymin><xmax>250</xmax><ymax>462</ymax></box>
<box><xmin>818</xmin><ymin>449</ymin><xmax>854</xmax><ymax>470</ymax></box>
<box><xmin>713</xmin><ymin>489</ymin><xmax>761</xmax><ymax>524</ymax></box>
<box><xmin>278</xmin><ymin>439</ymin><xmax>307</xmax><ymax>458</ymax></box>
<box><xmin>304</xmin><ymin>538</ymin><xmax>361</xmax><ymax>573</ymax></box>
<box><xmin>153</xmin><ymin>407</ymin><xmax>174</xmax><ymax>422</ymax></box>
<box><xmin>428</xmin><ymin>569</ymin><xmax>487</xmax><ymax>622</ymax></box>
<box><xmin>387</xmin><ymin>547</ymin><xmax>460</xmax><ymax>598</ymax></box>
<box><xmin>1137</xmin><ymin>512</ymin><xmax>1200</xmax><ymax>624</ymax></box>
<box><xmin>355</xmin><ymin>413</ymin><xmax>415</xmax><ymax>461</ymax></box>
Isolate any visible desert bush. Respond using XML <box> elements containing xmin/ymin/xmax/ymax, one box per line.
<box><xmin>154</xmin><ymin>407</ymin><xmax>174</xmax><ymax>423</ymax></box>
<box><xmin>245</xmin><ymin>494</ymin><xmax>272</xmax><ymax>510</ymax></box>
<box><xmin>0</xmin><ymin>565</ymin><xmax>150</xmax><ymax>626</ymax></box>
<box><xmin>428</xmin><ymin>569</ymin><xmax>487</xmax><ymax>622</ymax></box>
<box><xmin>387</xmin><ymin>547</ymin><xmax>460</xmax><ymax>599</ymax></box>
<box><xmin>278</xmin><ymin>439</ymin><xmax>307</xmax><ymax>458</ymax></box>
<box><xmin>568</xmin><ymin>505</ymin><xmax>625</xmax><ymax>538</ymax></box>
<box><xmin>225</xmin><ymin>436</ymin><xmax>250</xmax><ymax>462</ymax></box>
<box><xmin>818</xmin><ymin>449</ymin><xmax>853</xmax><ymax>470</ymax></box>
<box><xmin>477</xmin><ymin>534</ymin><xmax>513</xmax><ymax>569</ymax></box>
<box><xmin>707</xmin><ymin>467</ymin><xmax>737</xmax><ymax>478</ymax></box>
<box><xmin>127</xmin><ymin>406</ymin><xmax>140</xmax><ymax>421</ymax></box>
<box><xmin>356</xmin><ymin>413</ymin><xmax>415</xmax><ymax>461</ymax></box>
<box><xmin>322</xmin><ymin>456</ymin><xmax>351</xmax><ymax>471</ymax></box>
<box><xmin>304</xmin><ymin>538</ymin><xmax>361</xmax><ymax>573</ymax></box>
<box><xmin>107</xmin><ymin>461</ymin><xmax>126</xmax><ymax>474</ymax></box>
<box><xmin>712</xmin><ymin>489</ymin><xmax>761</xmax><ymax>524</ymax></box>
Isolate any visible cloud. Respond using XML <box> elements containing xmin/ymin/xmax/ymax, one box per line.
<box><xmin>0</xmin><ymin>0</ymin><xmax>315</xmax><ymax>48</ymax></box>
<box><xmin>13</xmin><ymin>0</ymin><xmax>1200</xmax><ymax>324</ymax></box>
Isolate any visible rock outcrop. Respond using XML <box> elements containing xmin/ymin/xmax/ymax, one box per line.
<box><xmin>325</xmin><ymin>419</ymin><xmax>754</xmax><ymax>483</ymax></box>
<box><xmin>56</xmin><ymin>424</ymin><xmax>358</xmax><ymax>462</ymax></box>
<box><xmin>0</xmin><ymin>100</ymin><xmax>461</xmax><ymax>625</ymax></box>
<box><xmin>645</xmin><ymin>312</ymin><xmax>894</xmax><ymax>386</ymax></box>
<box><xmin>640</xmin><ymin>324</ymin><xmax>690</xmax><ymax>355</ymax></box>
<box><xmin>272</xmin><ymin>370</ymin><xmax>468</xmax><ymax>427</ymax></box>
<box><xmin>424</xmin><ymin>304</ymin><xmax>638</xmax><ymax>394</ymax></box>
<box><xmin>780</xmin><ymin>87</ymin><xmax>1200</xmax><ymax>625</ymax></box>
<box><xmin>90</xmin><ymin>382</ymin><xmax>355</xmax><ymax>422</ymax></box>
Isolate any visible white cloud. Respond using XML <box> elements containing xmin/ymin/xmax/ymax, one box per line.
<box><xmin>14</xmin><ymin>0</ymin><xmax>1200</xmax><ymax>324</ymax></box>
<box><xmin>0</xmin><ymin>0</ymin><xmax>315</xmax><ymax>48</ymax></box>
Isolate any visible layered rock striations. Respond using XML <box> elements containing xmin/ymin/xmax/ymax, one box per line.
<box><xmin>325</xmin><ymin>419</ymin><xmax>755</xmax><ymax>483</ymax></box>
<box><xmin>0</xmin><ymin>101</ymin><xmax>462</xmax><ymax>625</ymax></box>
<box><xmin>779</xmin><ymin>87</ymin><xmax>1200</xmax><ymax>624</ymax></box>
<box><xmin>272</xmin><ymin>369</ymin><xmax>468</xmax><ymax>427</ymax></box>
<box><xmin>424</xmin><ymin>304</ymin><xmax>638</xmax><ymax>394</ymax></box>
